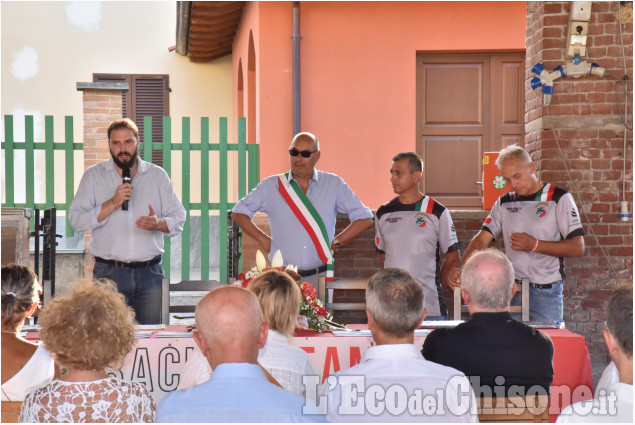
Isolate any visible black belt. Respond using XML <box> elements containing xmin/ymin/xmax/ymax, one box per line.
<box><xmin>515</xmin><ymin>279</ymin><xmax>562</xmax><ymax>289</ymax></box>
<box><xmin>298</xmin><ymin>265</ymin><xmax>327</xmax><ymax>277</ymax></box>
<box><xmin>94</xmin><ymin>255</ymin><xmax>161</xmax><ymax>269</ymax></box>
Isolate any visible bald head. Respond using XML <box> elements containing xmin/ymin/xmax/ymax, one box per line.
<box><xmin>461</xmin><ymin>249</ymin><xmax>515</xmax><ymax>311</ymax></box>
<box><xmin>194</xmin><ymin>286</ymin><xmax>267</xmax><ymax>368</ymax></box>
<box><xmin>290</xmin><ymin>131</ymin><xmax>319</xmax><ymax>151</ymax></box>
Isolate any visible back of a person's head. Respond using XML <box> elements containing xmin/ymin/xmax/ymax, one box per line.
<box><xmin>606</xmin><ymin>284</ymin><xmax>633</xmax><ymax>357</ymax></box>
<box><xmin>248</xmin><ymin>270</ymin><xmax>301</xmax><ymax>337</ymax></box>
<box><xmin>196</xmin><ymin>286</ymin><xmax>263</xmax><ymax>350</ymax></box>
<box><xmin>38</xmin><ymin>278</ymin><xmax>136</xmax><ymax>371</ymax></box>
<box><xmin>1</xmin><ymin>264</ymin><xmax>41</xmax><ymax>329</ymax></box>
<box><xmin>366</xmin><ymin>268</ymin><xmax>424</xmax><ymax>338</ymax></box>
<box><xmin>461</xmin><ymin>249</ymin><xmax>515</xmax><ymax>310</ymax></box>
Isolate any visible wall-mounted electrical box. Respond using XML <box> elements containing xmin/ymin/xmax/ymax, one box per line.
<box><xmin>567</xmin><ymin>21</ymin><xmax>590</xmax><ymax>58</ymax></box>
<box><xmin>570</xmin><ymin>1</ymin><xmax>592</xmax><ymax>21</ymax></box>
<box><xmin>567</xmin><ymin>2</ymin><xmax>593</xmax><ymax>60</ymax></box>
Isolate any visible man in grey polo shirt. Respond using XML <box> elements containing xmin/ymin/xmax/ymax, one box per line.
<box><xmin>375</xmin><ymin>152</ymin><xmax>459</xmax><ymax>320</ymax></box>
<box><xmin>451</xmin><ymin>145</ymin><xmax>584</xmax><ymax>323</ymax></box>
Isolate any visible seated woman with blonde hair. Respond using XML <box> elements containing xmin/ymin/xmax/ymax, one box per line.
<box><xmin>1</xmin><ymin>264</ymin><xmax>56</xmax><ymax>401</ymax></box>
<box><xmin>179</xmin><ymin>270</ymin><xmax>317</xmax><ymax>398</ymax></box>
<box><xmin>19</xmin><ymin>279</ymin><xmax>155</xmax><ymax>423</ymax></box>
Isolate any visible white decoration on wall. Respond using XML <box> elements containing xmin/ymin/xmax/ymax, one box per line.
<box><xmin>10</xmin><ymin>46</ymin><xmax>39</xmax><ymax>81</ymax></box>
<box><xmin>66</xmin><ymin>1</ymin><xmax>102</xmax><ymax>32</ymax></box>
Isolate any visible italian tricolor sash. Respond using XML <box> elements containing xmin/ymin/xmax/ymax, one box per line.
<box><xmin>278</xmin><ymin>173</ymin><xmax>334</xmax><ymax>283</ymax></box>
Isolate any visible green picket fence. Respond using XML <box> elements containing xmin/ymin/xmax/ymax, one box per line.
<box><xmin>1</xmin><ymin>115</ymin><xmax>259</xmax><ymax>282</ymax></box>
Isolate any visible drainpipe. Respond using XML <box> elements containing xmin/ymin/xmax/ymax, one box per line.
<box><xmin>292</xmin><ymin>1</ymin><xmax>301</xmax><ymax>135</ymax></box>
<box><xmin>175</xmin><ymin>1</ymin><xmax>191</xmax><ymax>56</ymax></box>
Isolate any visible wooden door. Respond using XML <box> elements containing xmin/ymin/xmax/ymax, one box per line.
<box><xmin>416</xmin><ymin>53</ymin><xmax>524</xmax><ymax>208</ymax></box>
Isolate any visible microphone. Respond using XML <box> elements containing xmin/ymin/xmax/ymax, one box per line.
<box><xmin>122</xmin><ymin>167</ymin><xmax>131</xmax><ymax>211</ymax></box>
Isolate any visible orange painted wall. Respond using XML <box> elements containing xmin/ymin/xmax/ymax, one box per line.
<box><xmin>233</xmin><ymin>1</ymin><xmax>526</xmax><ymax>208</ymax></box>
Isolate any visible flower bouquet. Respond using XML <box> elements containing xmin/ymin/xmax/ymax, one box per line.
<box><xmin>234</xmin><ymin>250</ymin><xmax>345</xmax><ymax>332</ymax></box>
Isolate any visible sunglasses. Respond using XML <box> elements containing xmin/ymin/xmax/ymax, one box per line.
<box><xmin>289</xmin><ymin>148</ymin><xmax>318</xmax><ymax>158</ymax></box>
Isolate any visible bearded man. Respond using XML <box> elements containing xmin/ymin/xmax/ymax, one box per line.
<box><xmin>69</xmin><ymin>118</ymin><xmax>185</xmax><ymax>324</ymax></box>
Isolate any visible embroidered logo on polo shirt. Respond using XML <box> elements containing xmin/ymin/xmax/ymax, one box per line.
<box><xmin>415</xmin><ymin>214</ymin><xmax>427</xmax><ymax>228</ymax></box>
<box><xmin>536</xmin><ymin>203</ymin><xmax>548</xmax><ymax>218</ymax></box>
<box><xmin>484</xmin><ymin>217</ymin><xmax>492</xmax><ymax>224</ymax></box>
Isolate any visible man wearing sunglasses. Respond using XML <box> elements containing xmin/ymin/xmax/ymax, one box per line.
<box><xmin>232</xmin><ymin>132</ymin><xmax>373</xmax><ymax>285</ymax></box>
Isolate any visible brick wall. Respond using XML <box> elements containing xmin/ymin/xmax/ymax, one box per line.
<box><xmin>77</xmin><ymin>84</ymin><xmax>126</xmax><ymax>277</ymax></box>
<box><xmin>526</xmin><ymin>1</ymin><xmax>633</xmax><ymax>382</ymax></box>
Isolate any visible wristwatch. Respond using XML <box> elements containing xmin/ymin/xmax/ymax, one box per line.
<box><xmin>333</xmin><ymin>240</ymin><xmax>342</xmax><ymax>250</ymax></box>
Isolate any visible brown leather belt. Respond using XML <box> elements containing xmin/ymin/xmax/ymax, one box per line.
<box><xmin>94</xmin><ymin>255</ymin><xmax>161</xmax><ymax>269</ymax></box>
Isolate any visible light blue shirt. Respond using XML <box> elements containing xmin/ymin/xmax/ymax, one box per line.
<box><xmin>233</xmin><ymin>169</ymin><xmax>372</xmax><ymax>269</ymax></box>
<box><xmin>69</xmin><ymin>158</ymin><xmax>185</xmax><ymax>262</ymax></box>
<box><xmin>156</xmin><ymin>362</ymin><xmax>326</xmax><ymax>423</ymax></box>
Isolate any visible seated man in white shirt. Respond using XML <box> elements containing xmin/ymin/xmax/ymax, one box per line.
<box><xmin>557</xmin><ymin>284</ymin><xmax>632</xmax><ymax>423</ymax></box>
<box><xmin>156</xmin><ymin>286</ymin><xmax>325</xmax><ymax>423</ymax></box>
<box><xmin>320</xmin><ymin>268</ymin><xmax>478</xmax><ymax>422</ymax></box>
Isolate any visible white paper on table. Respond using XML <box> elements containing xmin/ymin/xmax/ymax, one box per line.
<box><xmin>332</xmin><ymin>329</ymin><xmax>432</xmax><ymax>337</ymax></box>
<box><xmin>155</xmin><ymin>331</ymin><xmax>194</xmax><ymax>338</ymax></box>
<box><xmin>332</xmin><ymin>329</ymin><xmax>371</xmax><ymax>337</ymax></box>
<box><xmin>134</xmin><ymin>324</ymin><xmax>167</xmax><ymax>330</ymax></box>
<box><xmin>419</xmin><ymin>320</ymin><xmax>464</xmax><ymax>329</ymax></box>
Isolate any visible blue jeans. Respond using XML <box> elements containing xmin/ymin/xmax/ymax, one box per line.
<box><xmin>511</xmin><ymin>281</ymin><xmax>563</xmax><ymax>323</ymax></box>
<box><xmin>93</xmin><ymin>261</ymin><xmax>164</xmax><ymax>324</ymax></box>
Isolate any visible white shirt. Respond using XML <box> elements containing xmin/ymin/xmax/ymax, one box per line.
<box><xmin>1</xmin><ymin>344</ymin><xmax>55</xmax><ymax>401</ymax></box>
<box><xmin>595</xmin><ymin>362</ymin><xmax>619</xmax><ymax>398</ymax></box>
<box><xmin>320</xmin><ymin>343</ymin><xmax>478</xmax><ymax>422</ymax></box>
<box><xmin>69</xmin><ymin>158</ymin><xmax>185</xmax><ymax>262</ymax></box>
<box><xmin>179</xmin><ymin>330</ymin><xmax>317</xmax><ymax>399</ymax></box>
<box><xmin>556</xmin><ymin>382</ymin><xmax>633</xmax><ymax>423</ymax></box>
<box><xmin>259</xmin><ymin>329</ymin><xmax>318</xmax><ymax>398</ymax></box>
<box><xmin>20</xmin><ymin>377</ymin><xmax>155</xmax><ymax>423</ymax></box>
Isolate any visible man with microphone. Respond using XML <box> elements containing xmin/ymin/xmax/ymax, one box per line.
<box><xmin>69</xmin><ymin>118</ymin><xmax>185</xmax><ymax>324</ymax></box>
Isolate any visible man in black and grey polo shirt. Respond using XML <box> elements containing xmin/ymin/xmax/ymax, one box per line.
<box><xmin>375</xmin><ymin>152</ymin><xmax>460</xmax><ymax>320</ymax></box>
<box><xmin>451</xmin><ymin>145</ymin><xmax>584</xmax><ymax>323</ymax></box>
